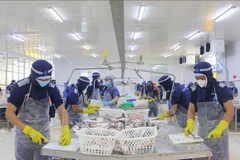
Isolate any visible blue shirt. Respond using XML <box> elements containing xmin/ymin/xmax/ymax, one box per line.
<box><xmin>8</xmin><ymin>78</ymin><xmax>63</xmax><ymax>113</ymax></box>
<box><xmin>104</xmin><ymin>87</ymin><xmax>120</xmax><ymax>99</ymax></box>
<box><xmin>85</xmin><ymin>85</ymin><xmax>93</xmax><ymax>97</ymax></box>
<box><xmin>166</xmin><ymin>83</ymin><xmax>190</xmax><ymax>110</ymax></box>
<box><xmin>65</xmin><ymin>87</ymin><xmax>83</xmax><ymax>108</ymax></box>
<box><xmin>190</xmin><ymin>81</ymin><xmax>233</xmax><ymax>111</ymax></box>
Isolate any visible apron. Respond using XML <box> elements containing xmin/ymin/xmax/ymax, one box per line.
<box><xmin>88</xmin><ymin>80</ymin><xmax>101</xmax><ymax>117</ymax></box>
<box><xmin>148</xmin><ymin>90</ymin><xmax>158</xmax><ymax>117</ymax></box>
<box><xmin>195</xmin><ymin>86</ymin><xmax>229</xmax><ymax>160</ymax></box>
<box><xmin>67</xmin><ymin>93</ymin><xmax>84</xmax><ymax>128</ymax></box>
<box><xmin>174</xmin><ymin>104</ymin><xmax>187</xmax><ymax>128</ymax></box>
<box><xmin>104</xmin><ymin>88</ymin><xmax>116</xmax><ymax>108</ymax></box>
<box><xmin>15</xmin><ymin>84</ymin><xmax>50</xmax><ymax>160</ymax></box>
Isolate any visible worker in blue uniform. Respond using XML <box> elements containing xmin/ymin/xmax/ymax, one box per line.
<box><xmin>102</xmin><ymin>76</ymin><xmax>120</xmax><ymax>108</ymax></box>
<box><xmin>139</xmin><ymin>81</ymin><xmax>146</xmax><ymax>99</ymax></box>
<box><xmin>84</xmin><ymin>72</ymin><xmax>101</xmax><ymax>103</ymax></box>
<box><xmin>158</xmin><ymin>76</ymin><xmax>190</xmax><ymax>128</ymax></box>
<box><xmin>228</xmin><ymin>81</ymin><xmax>238</xmax><ymax>98</ymax></box>
<box><xmin>65</xmin><ymin>76</ymin><xmax>100</xmax><ymax>128</ymax></box>
<box><xmin>5</xmin><ymin>59</ymin><xmax>71</xmax><ymax>160</ymax></box>
<box><xmin>6</xmin><ymin>79</ymin><xmax>16</xmax><ymax>95</ymax></box>
<box><xmin>144</xmin><ymin>80</ymin><xmax>159</xmax><ymax>117</ymax></box>
<box><xmin>185</xmin><ymin>61</ymin><xmax>234</xmax><ymax>160</ymax></box>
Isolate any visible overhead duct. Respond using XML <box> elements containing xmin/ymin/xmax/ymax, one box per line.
<box><xmin>109</xmin><ymin>0</ymin><xmax>125</xmax><ymax>79</ymax></box>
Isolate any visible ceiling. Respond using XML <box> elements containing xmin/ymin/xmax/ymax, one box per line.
<box><xmin>0</xmin><ymin>1</ymin><xmax>240</xmax><ymax>65</ymax></box>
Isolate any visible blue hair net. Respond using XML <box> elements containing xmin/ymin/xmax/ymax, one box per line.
<box><xmin>193</xmin><ymin>61</ymin><xmax>213</xmax><ymax>87</ymax></box>
<box><xmin>76</xmin><ymin>76</ymin><xmax>90</xmax><ymax>92</ymax></box>
<box><xmin>158</xmin><ymin>75</ymin><xmax>173</xmax><ymax>91</ymax></box>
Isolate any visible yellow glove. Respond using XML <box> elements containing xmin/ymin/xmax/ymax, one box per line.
<box><xmin>159</xmin><ymin>112</ymin><xmax>168</xmax><ymax>120</ymax></box>
<box><xmin>88</xmin><ymin>104</ymin><xmax>100</xmax><ymax>110</ymax></box>
<box><xmin>184</xmin><ymin>119</ymin><xmax>194</xmax><ymax>136</ymax></box>
<box><xmin>23</xmin><ymin>125</ymin><xmax>49</xmax><ymax>145</ymax></box>
<box><xmin>83</xmin><ymin>109</ymin><xmax>96</xmax><ymax>114</ymax></box>
<box><xmin>148</xmin><ymin>99</ymin><xmax>153</xmax><ymax>103</ymax></box>
<box><xmin>59</xmin><ymin>125</ymin><xmax>71</xmax><ymax>146</ymax></box>
<box><xmin>207</xmin><ymin>120</ymin><xmax>229</xmax><ymax>139</ymax></box>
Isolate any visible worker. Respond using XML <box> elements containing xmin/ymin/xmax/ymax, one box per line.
<box><xmin>228</xmin><ymin>81</ymin><xmax>238</xmax><ymax>98</ymax></box>
<box><xmin>102</xmin><ymin>76</ymin><xmax>120</xmax><ymax>108</ymax></box>
<box><xmin>158</xmin><ymin>76</ymin><xmax>190</xmax><ymax>128</ymax></box>
<box><xmin>99</xmin><ymin>79</ymin><xmax>105</xmax><ymax>98</ymax></box>
<box><xmin>5</xmin><ymin>59</ymin><xmax>71</xmax><ymax>160</ymax></box>
<box><xmin>6</xmin><ymin>79</ymin><xmax>16</xmax><ymax>97</ymax></box>
<box><xmin>145</xmin><ymin>80</ymin><xmax>158</xmax><ymax>117</ymax></box>
<box><xmin>49</xmin><ymin>79</ymin><xmax>58</xmax><ymax>126</ymax></box>
<box><xmin>84</xmin><ymin>72</ymin><xmax>101</xmax><ymax>103</ymax></box>
<box><xmin>65</xmin><ymin>76</ymin><xmax>100</xmax><ymax>128</ymax></box>
<box><xmin>139</xmin><ymin>81</ymin><xmax>146</xmax><ymax>99</ymax></box>
<box><xmin>184</xmin><ymin>61</ymin><xmax>234</xmax><ymax>160</ymax></box>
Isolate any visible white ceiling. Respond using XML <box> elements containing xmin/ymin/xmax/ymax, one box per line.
<box><xmin>0</xmin><ymin>1</ymin><xmax>240</xmax><ymax>64</ymax></box>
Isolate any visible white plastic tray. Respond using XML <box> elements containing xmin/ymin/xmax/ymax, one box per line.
<box><xmin>168</xmin><ymin>133</ymin><xmax>203</xmax><ymax>145</ymax></box>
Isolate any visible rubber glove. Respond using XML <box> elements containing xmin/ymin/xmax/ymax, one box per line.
<box><xmin>59</xmin><ymin>125</ymin><xmax>71</xmax><ymax>146</ymax></box>
<box><xmin>184</xmin><ymin>119</ymin><xmax>194</xmax><ymax>136</ymax></box>
<box><xmin>88</xmin><ymin>104</ymin><xmax>100</xmax><ymax>110</ymax></box>
<box><xmin>159</xmin><ymin>112</ymin><xmax>168</xmax><ymax>120</ymax></box>
<box><xmin>23</xmin><ymin>125</ymin><xmax>49</xmax><ymax>145</ymax></box>
<box><xmin>207</xmin><ymin>120</ymin><xmax>229</xmax><ymax>139</ymax></box>
<box><xmin>103</xmin><ymin>100</ymin><xmax>114</xmax><ymax>106</ymax></box>
<box><xmin>148</xmin><ymin>99</ymin><xmax>153</xmax><ymax>103</ymax></box>
<box><xmin>82</xmin><ymin>109</ymin><xmax>96</xmax><ymax>114</ymax></box>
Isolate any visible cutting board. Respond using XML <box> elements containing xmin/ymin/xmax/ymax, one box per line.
<box><xmin>42</xmin><ymin>139</ymin><xmax>80</xmax><ymax>151</ymax></box>
<box><xmin>168</xmin><ymin>133</ymin><xmax>204</xmax><ymax>145</ymax></box>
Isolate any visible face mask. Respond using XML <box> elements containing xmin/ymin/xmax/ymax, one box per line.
<box><xmin>37</xmin><ymin>79</ymin><xmax>50</xmax><ymax>87</ymax></box>
<box><xmin>196</xmin><ymin>80</ymin><xmax>206</xmax><ymax>88</ymax></box>
<box><xmin>104</xmin><ymin>82</ymin><xmax>110</xmax><ymax>87</ymax></box>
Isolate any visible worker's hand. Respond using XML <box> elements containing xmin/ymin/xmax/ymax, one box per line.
<box><xmin>207</xmin><ymin>120</ymin><xmax>229</xmax><ymax>139</ymax></box>
<box><xmin>59</xmin><ymin>125</ymin><xmax>71</xmax><ymax>146</ymax></box>
<box><xmin>23</xmin><ymin>125</ymin><xmax>49</xmax><ymax>145</ymax></box>
<box><xmin>184</xmin><ymin>119</ymin><xmax>194</xmax><ymax>136</ymax></box>
<box><xmin>159</xmin><ymin>112</ymin><xmax>168</xmax><ymax>120</ymax></box>
<box><xmin>88</xmin><ymin>104</ymin><xmax>100</xmax><ymax>110</ymax></box>
<box><xmin>148</xmin><ymin>99</ymin><xmax>153</xmax><ymax>103</ymax></box>
<box><xmin>83</xmin><ymin>109</ymin><xmax>96</xmax><ymax>114</ymax></box>
<box><xmin>103</xmin><ymin>100</ymin><xmax>114</xmax><ymax>106</ymax></box>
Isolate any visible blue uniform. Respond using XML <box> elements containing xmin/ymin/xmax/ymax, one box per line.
<box><xmin>190</xmin><ymin>80</ymin><xmax>233</xmax><ymax>112</ymax></box>
<box><xmin>65</xmin><ymin>87</ymin><xmax>83</xmax><ymax>108</ymax></box>
<box><xmin>103</xmin><ymin>86</ymin><xmax>120</xmax><ymax>108</ymax></box>
<box><xmin>8</xmin><ymin>78</ymin><xmax>63</xmax><ymax>114</ymax></box>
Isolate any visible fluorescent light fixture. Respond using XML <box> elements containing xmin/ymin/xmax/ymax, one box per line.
<box><xmin>10</xmin><ymin>34</ymin><xmax>25</xmax><ymax>42</ymax></box>
<box><xmin>83</xmin><ymin>45</ymin><xmax>90</xmax><ymax>50</ymax></box>
<box><xmin>131</xmin><ymin>45</ymin><xmax>135</xmax><ymax>51</ymax></box>
<box><xmin>162</xmin><ymin>53</ymin><xmax>169</xmax><ymax>57</ymax></box>
<box><xmin>72</xmin><ymin>32</ymin><xmax>80</xmax><ymax>41</ymax></box>
<box><xmin>91</xmin><ymin>53</ymin><xmax>98</xmax><ymax>58</ymax></box>
<box><xmin>214</xmin><ymin>5</ymin><xmax>236</xmax><ymax>22</ymax></box>
<box><xmin>37</xmin><ymin>46</ymin><xmax>47</xmax><ymax>52</ymax></box>
<box><xmin>53</xmin><ymin>53</ymin><xmax>62</xmax><ymax>58</ymax></box>
<box><xmin>48</xmin><ymin>7</ymin><xmax>63</xmax><ymax>22</ymax></box>
<box><xmin>133</xmin><ymin>32</ymin><xmax>138</xmax><ymax>40</ymax></box>
<box><xmin>173</xmin><ymin>43</ymin><xmax>181</xmax><ymax>51</ymax></box>
<box><xmin>164</xmin><ymin>54</ymin><xmax>171</xmax><ymax>58</ymax></box>
<box><xmin>137</xmin><ymin>5</ymin><xmax>145</xmax><ymax>21</ymax></box>
<box><xmin>188</xmin><ymin>31</ymin><xmax>200</xmax><ymax>40</ymax></box>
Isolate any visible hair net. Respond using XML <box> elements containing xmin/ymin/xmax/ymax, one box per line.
<box><xmin>193</xmin><ymin>61</ymin><xmax>213</xmax><ymax>87</ymax></box>
<box><xmin>158</xmin><ymin>75</ymin><xmax>173</xmax><ymax>91</ymax></box>
<box><xmin>51</xmin><ymin>79</ymin><xmax>56</xmax><ymax>85</ymax></box>
<box><xmin>76</xmin><ymin>76</ymin><xmax>90</xmax><ymax>92</ymax></box>
<box><xmin>105</xmin><ymin>75</ymin><xmax>114</xmax><ymax>87</ymax></box>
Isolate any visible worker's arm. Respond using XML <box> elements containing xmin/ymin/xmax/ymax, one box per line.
<box><xmin>71</xmin><ymin>105</ymin><xmax>84</xmax><ymax>113</ymax></box>
<box><xmin>187</xmin><ymin>102</ymin><xmax>196</xmax><ymax>120</ymax></box>
<box><xmin>57</xmin><ymin>104</ymin><xmax>69</xmax><ymax>126</ymax></box>
<box><xmin>112</xmin><ymin>96</ymin><xmax>119</xmax><ymax>103</ymax></box>
<box><xmin>153</xmin><ymin>95</ymin><xmax>157</xmax><ymax>101</ymax></box>
<box><xmin>222</xmin><ymin>100</ymin><xmax>234</xmax><ymax>123</ymax></box>
<box><xmin>5</xmin><ymin>103</ymin><xmax>26</xmax><ymax>130</ymax></box>
<box><xmin>167</xmin><ymin>104</ymin><xmax>178</xmax><ymax>116</ymax></box>
<box><xmin>84</xmin><ymin>95</ymin><xmax>88</xmax><ymax>104</ymax></box>
<box><xmin>235</xmin><ymin>93</ymin><xmax>238</xmax><ymax>97</ymax></box>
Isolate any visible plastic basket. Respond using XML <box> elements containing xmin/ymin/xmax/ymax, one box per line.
<box><xmin>99</xmin><ymin>108</ymin><xmax>125</xmax><ymax>119</ymax></box>
<box><xmin>76</xmin><ymin>128</ymin><xmax>120</xmax><ymax>156</ymax></box>
<box><xmin>133</xmin><ymin>100</ymin><xmax>148</xmax><ymax>108</ymax></box>
<box><xmin>125</xmin><ymin>109</ymin><xmax>149</xmax><ymax>120</ymax></box>
<box><xmin>117</xmin><ymin>127</ymin><xmax>157</xmax><ymax>155</ymax></box>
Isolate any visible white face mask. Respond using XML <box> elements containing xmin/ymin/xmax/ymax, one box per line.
<box><xmin>196</xmin><ymin>80</ymin><xmax>206</xmax><ymax>88</ymax></box>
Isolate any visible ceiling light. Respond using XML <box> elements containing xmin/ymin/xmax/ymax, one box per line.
<box><xmin>48</xmin><ymin>7</ymin><xmax>63</xmax><ymax>22</ymax></box>
<box><xmin>164</xmin><ymin>54</ymin><xmax>171</xmax><ymax>58</ymax></box>
<box><xmin>162</xmin><ymin>53</ymin><xmax>169</xmax><ymax>57</ymax></box>
<box><xmin>72</xmin><ymin>32</ymin><xmax>80</xmax><ymax>41</ymax></box>
<box><xmin>137</xmin><ymin>5</ymin><xmax>145</xmax><ymax>21</ymax></box>
<box><xmin>173</xmin><ymin>43</ymin><xmax>181</xmax><ymax>51</ymax></box>
<box><xmin>131</xmin><ymin>45</ymin><xmax>135</xmax><ymax>51</ymax></box>
<box><xmin>188</xmin><ymin>31</ymin><xmax>200</xmax><ymax>40</ymax></box>
<box><xmin>53</xmin><ymin>53</ymin><xmax>62</xmax><ymax>58</ymax></box>
<box><xmin>91</xmin><ymin>53</ymin><xmax>98</xmax><ymax>58</ymax></box>
<box><xmin>83</xmin><ymin>45</ymin><xmax>90</xmax><ymax>50</ymax></box>
<box><xmin>133</xmin><ymin>32</ymin><xmax>138</xmax><ymax>40</ymax></box>
<box><xmin>10</xmin><ymin>34</ymin><xmax>25</xmax><ymax>42</ymax></box>
<box><xmin>37</xmin><ymin>46</ymin><xmax>47</xmax><ymax>52</ymax></box>
<box><xmin>214</xmin><ymin>5</ymin><xmax>236</xmax><ymax>22</ymax></box>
